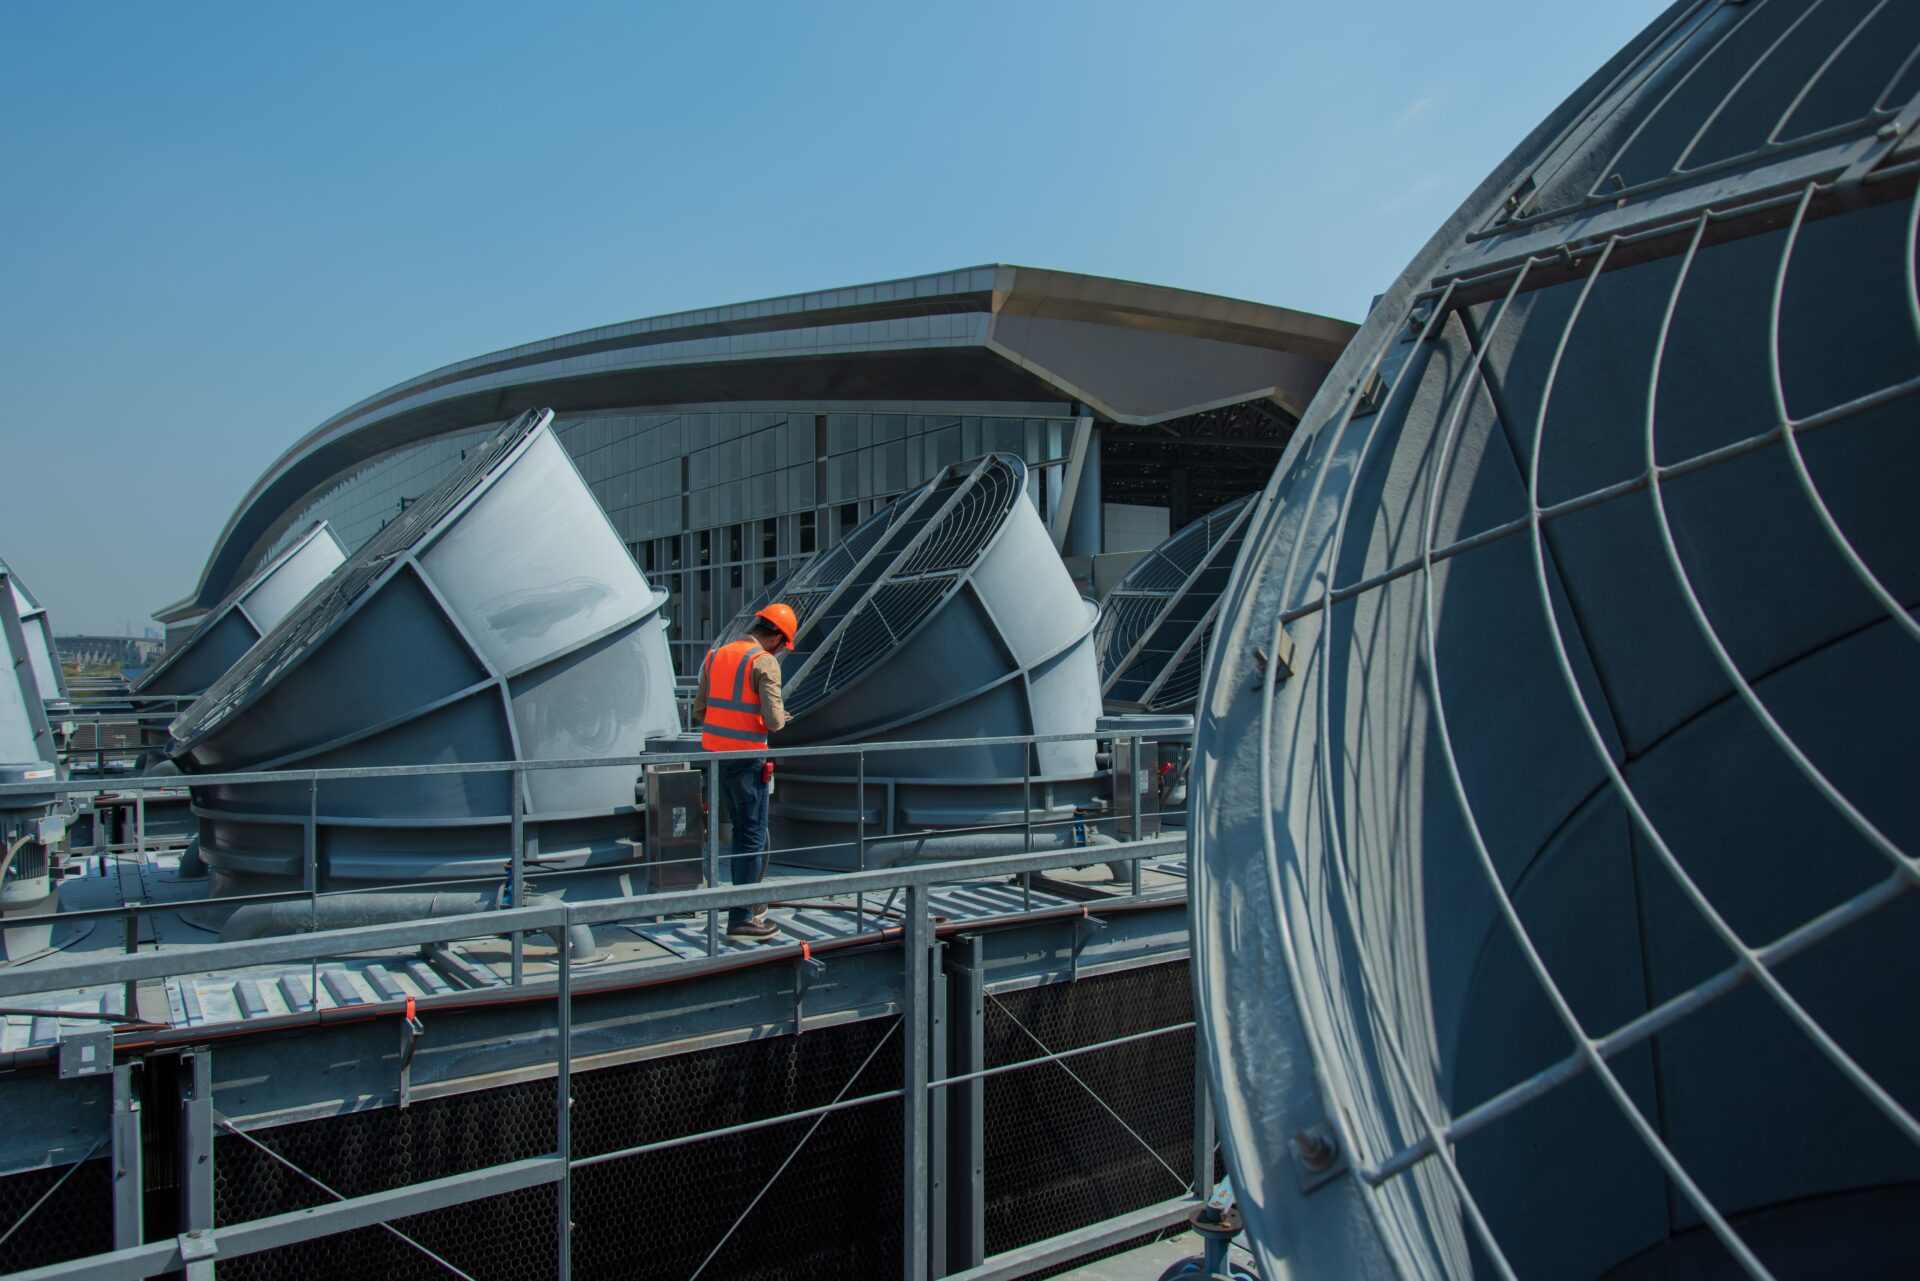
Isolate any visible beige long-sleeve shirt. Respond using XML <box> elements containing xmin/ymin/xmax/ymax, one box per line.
<box><xmin>692</xmin><ymin>644</ymin><xmax>790</xmax><ymax>735</ymax></box>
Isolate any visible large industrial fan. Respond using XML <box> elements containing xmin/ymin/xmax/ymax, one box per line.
<box><xmin>721</xmin><ymin>452</ymin><xmax>1106</xmax><ymax>867</ymax></box>
<box><xmin>1190</xmin><ymin>2</ymin><xmax>1920</xmax><ymax>1278</ymax></box>
<box><xmin>169</xmin><ymin>409</ymin><xmax>679</xmax><ymax>907</ymax></box>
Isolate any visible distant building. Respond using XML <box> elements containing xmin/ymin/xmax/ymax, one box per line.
<box><xmin>156</xmin><ymin>266</ymin><xmax>1355</xmax><ymax>670</ymax></box>
<box><xmin>57</xmin><ymin>634</ymin><xmax>165</xmax><ymax>670</ymax></box>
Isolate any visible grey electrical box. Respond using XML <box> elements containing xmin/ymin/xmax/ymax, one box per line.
<box><xmin>1110</xmin><ymin>738</ymin><xmax>1160</xmax><ymax>842</ymax></box>
<box><xmin>58</xmin><ymin>1028</ymin><xmax>113</xmax><ymax>1080</ymax></box>
<box><xmin>643</xmin><ymin>765</ymin><xmax>706</xmax><ymax>894</ymax></box>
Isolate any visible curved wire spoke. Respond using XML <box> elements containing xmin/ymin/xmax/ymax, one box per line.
<box><xmin>1409</xmin><ymin>259</ymin><xmax>1777</xmax><ymax>1278</ymax></box>
<box><xmin>1526</xmin><ymin>216</ymin><xmax>1920</xmax><ymax>1152</ymax></box>
<box><xmin>1298</xmin><ymin>266</ymin><xmax>1545</xmax><ymax>1281</ymax></box>
<box><xmin>1250</xmin><ymin>276</ymin><xmax>1520</xmax><ymax>1278</ymax></box>
<box><xmin>1765</xmin><ymin>182</ymin><xmax>1920</xmax><ymax>648</ymax></box>
<box><xmin>1644</xmin><ymin>243</ymin><xmax>1916</xmax><ymax>884</ymax></box>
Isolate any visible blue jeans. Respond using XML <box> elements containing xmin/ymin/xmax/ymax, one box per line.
<box><xmin>719</xmin><ymin>757</ymin><xmax>769</xmax><ymax>927</ymax></box>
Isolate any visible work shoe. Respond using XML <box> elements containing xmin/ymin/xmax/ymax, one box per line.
<box><xmin>727</xmin><ymin>917</ymin><xmax>781</xmax><ymax>941</ymax></box>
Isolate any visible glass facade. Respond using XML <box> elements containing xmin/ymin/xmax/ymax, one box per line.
<box><xmin>260</xmin><ymin>408</ymin><xmax>1079</xmax><ymax>673</ymax></box>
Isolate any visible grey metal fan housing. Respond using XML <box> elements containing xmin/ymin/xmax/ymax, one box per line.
<box><xmin>170</xmin><ymin>409</ymin><xmax>679</xmax><ymax>899</ymax></box>
<box><xmin>1191</xmin><ymin>3</ymin><xmax>1920</xmax><ymax>1279</ymax></box>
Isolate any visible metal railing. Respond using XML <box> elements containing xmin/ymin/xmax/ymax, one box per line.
<box><xmin>0</xmin><ymin>728</ymin><xmax>1207</xmax><ymax>1281</ymax></box>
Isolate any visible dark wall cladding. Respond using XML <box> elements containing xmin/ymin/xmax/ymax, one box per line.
<box><xmin>983</xmin><ymin>961</ymin><xmax>1198</xmax><ymax>1255</ymax></box>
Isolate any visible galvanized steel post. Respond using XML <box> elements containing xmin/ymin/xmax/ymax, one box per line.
<box><xmin>1192</xmin><ymin>1054</ymin><xmax>1215</xmax><ymax>1197</ymax></box>
<box><xmin>510</xmin><ymin>767</ymin><xmax>525</xmax><ymax>986</ymax></box>
<box><xmin>856</xmin><ymin>747</ymin><xmax>866</xmax><ymax>924</ymax></box>
<box><xmin>944</xmin><ymin>934</ymin><xmax>987</xmax><ymax>1272</ymax></box>
<box><xmin>179</xmin><ymin>1050</ymin><xmax>215</xmax><ymax>1281</ymax></box>
<box><xmin>556</xmin><ymin>921</ymin><xmax>574</xmax><ymax>1280</ymax></box>
<box><xmin>110</xmin><ymin>1063</ymin><xmax>143</xmax><ymax>1250</ymax></box>
<box><xmin>705</xmin><ymin>762</ymin><xmax>721</xmax><ymax>956</ymax></box>
<box><xmin>1128</xmin><ymin>737</ymin><xmax>1143</xmax><ymax>898</ymax></box>
<box><xmin>903</xmin><ymin>881</ymin><xmax>934</xmax><ymax>1281</ymax></box>
<box><xmin>303</xmin><ymin>777</ymin><xmax>318</xmax><ymax>897</ymax></box>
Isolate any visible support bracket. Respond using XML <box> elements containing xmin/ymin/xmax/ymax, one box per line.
<box><xmin>793</xmin><ymin>943</ymin><xmax>826</xmax><ymax>1033</ymax></box>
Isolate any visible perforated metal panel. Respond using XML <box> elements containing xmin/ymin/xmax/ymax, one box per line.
<box><xmin>0</xmin><ymin>1158</ymin><xmax>110</xmax><ymax>1273</ymax></box>
<box><xmin>983</xmin><ymin>962</ymin><xmax>1200</xmax><ymax>1255</ymax></box>
<box><xmin>1192</xmin><ymin>3</ymin><xmax>1920</xmax><ymax>1279</ymax></box>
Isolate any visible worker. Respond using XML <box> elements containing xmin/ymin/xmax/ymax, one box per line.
<box><xmin>692</xmin><ymin>602</ymin><xmax>798</xmax><ymax>941</ymax></box>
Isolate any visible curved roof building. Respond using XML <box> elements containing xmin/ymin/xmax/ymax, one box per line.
<box><xmin>159</xmin><ymin>265</ymin><xmax>1355</xmax><ymax>668</ymax></box>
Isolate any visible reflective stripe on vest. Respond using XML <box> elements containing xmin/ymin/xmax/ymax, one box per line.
<box><xmin>700</xmin><ymin>638</ymin><xmax>769</xmax><ymax>752</ymax></box>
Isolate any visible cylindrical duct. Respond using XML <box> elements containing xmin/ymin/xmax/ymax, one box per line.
<box><xmin>1191</xmin><ymin>6</ymin><xmax>1920</xmax><ymax>1279</ymax></box>
<box><xmin>169</xmin><ymin>409</ymin><xmax>679</xmax><ymax>903</ymax></box>
<box><xmin>727</xmin><ymin>453</ymin><xmax>1105</xmax><ymax>867</ymax></box>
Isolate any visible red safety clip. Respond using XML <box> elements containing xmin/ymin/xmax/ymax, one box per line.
<box><xmin>800</xmin><ymin>941</ymin><xmax>812</xmax><ymax>962</ymax></box>
<box><xmin>761</xmin><ymin>760</ymin><xmax>776</xmax><ymax>785</ymax></box>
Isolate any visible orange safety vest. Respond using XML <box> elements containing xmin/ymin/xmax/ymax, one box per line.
<box><xmin>699</xmin><ymin>638</ymin><xmax>771</xmax><ymax>752</ymax></box>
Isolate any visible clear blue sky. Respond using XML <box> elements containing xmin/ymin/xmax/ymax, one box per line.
<box><xmin>0</xmin><ymin>1</ymin><xmax>1670</xmax><ymax>634</ymax></box>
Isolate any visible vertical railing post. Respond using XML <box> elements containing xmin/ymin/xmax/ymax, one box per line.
<box><xmin>943</xmin><ymin>933</ymin><xmax>986</xmax><ymax>1274</ymax></box>
<box><xmin>704</xmin><ymin>759</ymin><xmax>720</xmax><ymax>956</ymax></box>
<box><xmin>855</xmin><ymin>749</ymin><xmax>867</xmax><ymax>926</ymax></box>
<box><xmin>929</xmin><ymin>959</ymin><xmax>949</xmax><ymax>1277</ymax></box>
<box><xmin>1193</xmin><ymin>1040</ymin><xmax>1216</xmax><ymax>1196</ymax></box>
<box><xmin>304</xmin><ymin>777</ymin><xmax>319</xmax><ymax>897</ymax></box>
<box><xmin>556</xmin><ymin>908</ymin><xmax>574</xmax><ymax>1281</ymax></box>
<box><xmin>1020</xmin><ymin>762</ymin><xmax>1033</xmax><ymax>911</ymax></box>
<box><xmin>121</xmin><ymin>907</ymin><xmax>139</xmax><ymax>1021</ymax></box>
<box><xmin>134</xmin><ymin>787</ymin><xmax>146</xmax><ymax>862</ymax></box>
<box><xmin>178</xmin><ymin>1050</ymin><xmax>215</xmax><ymax>1281</ymax></box>
<box><xmin>1128</xmin><ymin>736</ymin><xmax>1143</xmax><ymax>898</ymax></box>
<box><xmin>510</xmin><ymin>766</ymin><xmax>526</xmax><ymax>986</ymax></box>
<box><xmin>903</xmin><ymin>882</ymin><xmax>933</xmax><ymax>1281</ymax></box>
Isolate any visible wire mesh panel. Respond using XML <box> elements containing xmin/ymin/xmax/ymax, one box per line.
<box><xmin>209</xmin><ymin>1016</ymin><xmax>901</xmax><ymax>1281</ymax></box>
<box><xmin>1192</xmin><ymin>2</ymin><xmax>1920</xmax><ymax>1279</ymax></box>
<box><xmin>214</xmin><ymin>1076</ymin><xmax>560</xmax><ymax>1281</ymax></box>
<box><xmin>0</xmin><ymin>1158</ymin><xmax>111</xmax><ymax>1274</ymax></box>
<box><xmin>983</xmin><ymin>962</ymin><xmax>1198</xmax><ymax>1255</ymax></box>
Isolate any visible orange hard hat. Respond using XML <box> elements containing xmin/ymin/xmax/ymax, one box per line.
<box><xmin>755</xmin><ymin>602</ymin><xmax>798</xmax><ymax>650</ymax></box>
